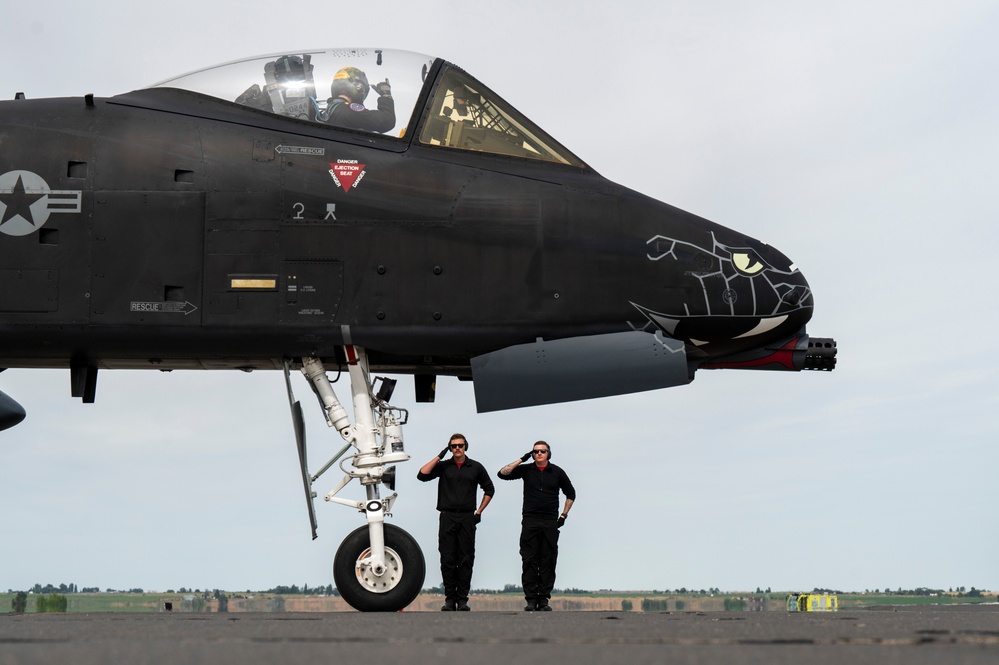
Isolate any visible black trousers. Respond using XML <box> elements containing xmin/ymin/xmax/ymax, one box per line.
<box><xmin>438</xmin><ymin>512</ymin><xmax>477</xmax><ymax>604</ymax></box>
<box><xmin>519</xmin><ymin>516</ymin><xmax>560</xmax><ymax>604</ymax></box>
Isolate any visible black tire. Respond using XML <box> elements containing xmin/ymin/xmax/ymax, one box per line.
<box><xmin>333</xmin><ymin>523</ymin><xmax>425</xmax><ymax>612</ymax></box>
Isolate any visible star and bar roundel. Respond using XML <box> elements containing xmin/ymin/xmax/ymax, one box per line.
<box><xmin>0</xmin><ymin>170</ymin><xmax>82</xmax><ymax>237</ymax></box>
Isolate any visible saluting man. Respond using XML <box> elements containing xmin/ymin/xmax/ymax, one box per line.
<box><xmin>418</xmin><ymin>433</ymin><xmax>494</xmax><ymax>611</ymax></box>
<box><xmin>498</xmin><ymin>440</ymin><xmax>576</xmax><ymax>611</ymax></box>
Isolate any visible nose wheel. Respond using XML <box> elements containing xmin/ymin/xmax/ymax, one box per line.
<box><xmin>333</xmin><ymin>523</ymin><xmax>425</xmax><ymax>612</ymax></box>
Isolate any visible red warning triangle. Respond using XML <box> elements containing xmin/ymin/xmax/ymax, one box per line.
<box><xmin>330</xmin><ymin>162</ymin><xmax>366</xmax><ymax>193</ymax></box>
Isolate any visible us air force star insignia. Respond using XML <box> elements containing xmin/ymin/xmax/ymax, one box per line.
<box><xmin>0</xmin><ymin>170</ymin><xmax>83</xmax><ymax>237</ymax></box>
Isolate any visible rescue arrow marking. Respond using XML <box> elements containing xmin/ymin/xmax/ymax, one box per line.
<box><xmin>129</xmin><ymin>301</ymin><xmax>199</xmax><ymax>315</ymax></box>
<box><xmin>276</xmin><ymin>145</ymin><xmax>325</xmax><ymax>155</ymax></box>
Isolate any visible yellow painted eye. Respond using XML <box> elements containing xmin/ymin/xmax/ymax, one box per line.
<box><xmin>733</xmin><ymin>252</ymin><xmax>764</xmax><ymax>276</ymax></box>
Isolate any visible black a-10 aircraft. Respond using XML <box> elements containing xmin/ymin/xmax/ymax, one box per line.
<box><xmin>0</xmin><ymin>48</ymin><xmax>836</xmax><ymax>611</ymax></box>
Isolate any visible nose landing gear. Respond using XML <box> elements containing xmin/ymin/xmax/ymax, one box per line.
<box><xmin>286</xmin><ymin>347</ymin><xmax>425</xmax><ymax>612</ymax></box>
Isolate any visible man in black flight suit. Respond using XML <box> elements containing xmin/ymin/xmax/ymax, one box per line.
<box><xmin>498</xmin><ymin>440</ymin><xmax>575</xmax><ymax>611</ymax></box>
<box><xmin>418</xmin><ymin>433</ymin><xmax>495</xmax><ymax>611</ymax></box>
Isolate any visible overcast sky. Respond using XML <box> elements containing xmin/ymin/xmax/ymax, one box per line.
<box><xmin>2</xmin><ymin>1</ymin><xmax>997</xmax><ymax>596</ymax></box>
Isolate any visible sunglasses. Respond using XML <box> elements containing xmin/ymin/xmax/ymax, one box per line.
<box><xmin>532</xmin><ymin>449</ymin><xmax>549</xmax><ymax>455</ymax></box>
<box><xmin>449</xmin><ymin>443</ymin><xmax>467</xmax><ymax>449</ymax></box>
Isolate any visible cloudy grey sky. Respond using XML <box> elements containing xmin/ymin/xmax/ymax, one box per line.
<box><xmin>2</xmin><ymin>1</ymin><xmax>997</xmax><ymax>595</ymax></box>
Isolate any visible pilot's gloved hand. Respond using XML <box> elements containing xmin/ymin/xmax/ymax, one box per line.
<box><xmin>556</xmin><ymin>516</ymin><xmax>566</xmax><ymax>528</ymax></box>
<box><xmin>474</xmin><ymin>513</ymin><xmax>482</xmax><ymax>525</ymax></box>
<box><xmin>373</xmin><ymin>79</ymin><xmax>392</xmax><ymax>97</ymax></box>
<box><xmin>439</xmin><ymin>447</ymin><xmax>450</xmax><ymax>460</ymax></box>
<box><xmin>520</xmin><ymin>451</ymin><xmax>533</xmax><ymax>462</ymax></box>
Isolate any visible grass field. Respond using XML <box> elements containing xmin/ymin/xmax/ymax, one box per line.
<box><xmin>837</xmin><ymin>593</ymin><xmax>996</xmax><ymax>607</ymax></box>
<box><xmin>2</xmin><ymin>592</ymin><xmax>177</xmax><ymax>613</ymax></box>
<box><xmin>3</xmin><ymin>591</ymin><xmax>994</xmax><ymax>614</ymax></box>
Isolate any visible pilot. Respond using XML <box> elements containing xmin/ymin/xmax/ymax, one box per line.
<box><xmin>322</xmin><ymin>67</ymin><xmax>395</xmax><ymax>133</ymax></box>
<box><xmin>417</xmin><ymin>433</ymin><xmax>494</xmax><ymax>611</ymax></box>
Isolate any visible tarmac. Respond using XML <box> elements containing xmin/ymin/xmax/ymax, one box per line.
<box><xmin>2</xmin><ymin>605</ymin><xmax>998</xmax><ymax>665</ymax></box>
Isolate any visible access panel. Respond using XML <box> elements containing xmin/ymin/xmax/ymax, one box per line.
<box><xmin>89</xmin><ymin>191</ymin><xmax>204</xmax><ymax>325</ymax></box>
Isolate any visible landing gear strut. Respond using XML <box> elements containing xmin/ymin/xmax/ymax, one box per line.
<box><xmin>285</xmin><ymin>346</ymin><xmax>425</xmax><ymax>612</ymax></box>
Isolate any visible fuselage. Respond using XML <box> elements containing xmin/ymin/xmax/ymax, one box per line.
<box><xmin>0</xmin><ymin>49</ymin><xmax>817</xmax><ymax>384</ymax></box>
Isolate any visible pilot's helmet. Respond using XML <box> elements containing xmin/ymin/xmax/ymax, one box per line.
<box><xmin>274</xmin><ymin>55</ymin><xmax>307</xmax><ymax>83</ymax></box>
<box><xmin>330</xmin><ymin>67</ymin><xmax>370</xmax><ymax>103</ymax></box>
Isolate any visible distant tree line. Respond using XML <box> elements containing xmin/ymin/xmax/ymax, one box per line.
<box><xmin>858</xmin><ymin>586</ymin><xmax>987</xmax><ymax>597</ymax></box>
<box><xmin>24</xmin><ymin>583</ymin><xmax>78</xmax><ymax>594</ymax></box>
<box><xmin>264</xmin><ymin>584</ymin><xmax>338</xmax><ymax>596</ymax></box>
<box><xmin>4</xmin><ymin>583</ymin><xmax>142</xmax><ymax>595</ymax></box>
<box><xmin>5</xmin><ymin>583</ymin><xmax>340</xmax><ymax>596</ymax></box>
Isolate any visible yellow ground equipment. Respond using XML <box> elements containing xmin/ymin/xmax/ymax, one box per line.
<box><xmin>786</xmin><ymin>594</ymin><xmax>838</xmax><ymax>612</ymax></box>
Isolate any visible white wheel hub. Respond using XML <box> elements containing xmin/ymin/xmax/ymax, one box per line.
<box><xmin>354</xmin><ymin>546</ymin><xmax>403</xmax><ymax>594</ymax></box>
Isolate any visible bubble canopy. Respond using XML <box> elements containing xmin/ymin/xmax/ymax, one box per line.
<box><xmin>151</xmin><ymin>48</ymin><xmax>583</xmax><ymax>167</ymax></box>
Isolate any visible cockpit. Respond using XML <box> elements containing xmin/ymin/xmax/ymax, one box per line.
<box><xmin>151</xmin><ymin>48</ymin><xmax>584</xmax><ymax>168</ymax></box>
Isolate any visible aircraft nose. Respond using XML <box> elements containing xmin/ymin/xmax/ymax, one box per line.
<box><xmin>636</xmin><ymin>230</ymin><xmax>813</xmax><ymax>354</ymax></box>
